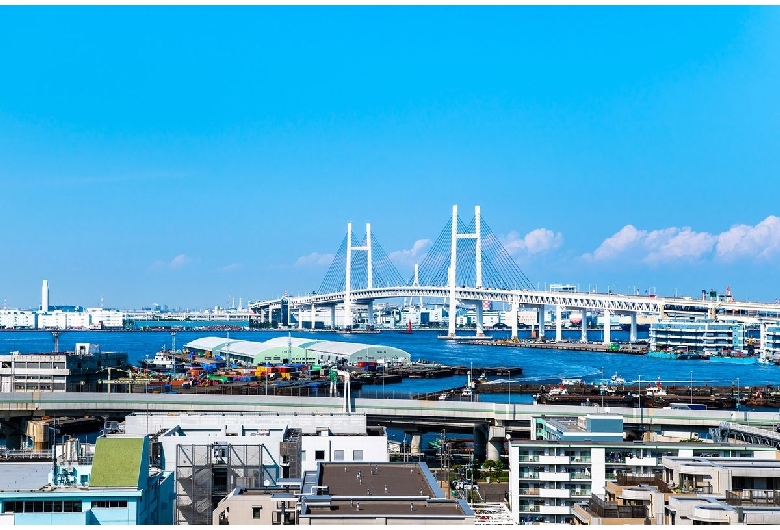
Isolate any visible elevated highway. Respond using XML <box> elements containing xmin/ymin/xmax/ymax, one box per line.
<box><xmin>2</xmin><ymin>392</ymin><xmax>777</xmax><ymax>432</ymax></box>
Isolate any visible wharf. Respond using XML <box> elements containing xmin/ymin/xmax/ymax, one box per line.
<box><xmin>524</xmin><ymin>341</ymin><xmax>648</xmax><ymax>355</ymax></box>
<box><xmin>456</xmin><ymin>339</ymin><xmax>648</xmax><ymax>355</ymax></box>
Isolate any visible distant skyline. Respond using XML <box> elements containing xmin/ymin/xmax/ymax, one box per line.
<box><xmin>2</xmin><ymin>6</ymin><xmax>780</xmax><ymax>309</ymax></box>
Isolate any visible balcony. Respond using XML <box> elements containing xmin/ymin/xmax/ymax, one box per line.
<box><xmin>538</xmin><ymin>504</ymin><xmax>572</xmax><ymax>515</ymax></box>
<box><xmin>518</xmin><ymin>455</ymin><xmax>541</xmax><ymax>463</ymax></box>
<box><xmin>625</xmin><ymin>456</ymin><xmax>658</xmax><ymax>466</ymax></box>
<box><xmin>538</xmin><ymin>455</ymin><xmax>570</xmax><ymax>465</ymax></box>
<box><xmin>539</xmin><ymin>488</ymin><xmax>570</xmax><ymax>499</ymax></box>
<box><xmin>518</xmin><ymin>488</ymin><xmax>540</xmax><ymax>496</ymax></box>
<box><xmin>725</xmin><ymin>490</ymin><xmax>780</xmax><ymax>506</ymax></box>
<box><xmin>539</xmin><ymin>471</ymin><xmax>570</xmax><ymax>481</ymax></box>
<box><xmin>585</xmin><ymin>494</ymin><xmax>647</xmax><ymax>519</ymax></box>
<box><xmin>616</xmin><ymin>474</ymin><xmax>672</xmax><ymax>494</ymax></box>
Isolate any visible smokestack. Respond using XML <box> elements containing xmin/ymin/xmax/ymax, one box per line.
<box><xmin>41</xmin><ymin>280</ymin><xmax>49</xmax><ymax>312</ymax></box>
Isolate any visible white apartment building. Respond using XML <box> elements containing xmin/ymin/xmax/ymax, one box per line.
<box><xmin>509</xmin><ymin>414</ymin><xmax>775</xmax><ymax>524</ymax></box>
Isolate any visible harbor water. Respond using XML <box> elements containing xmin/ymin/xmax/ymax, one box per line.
<box><xmin>1</xmin><ymin>328</ymin><xmax>778</xmax><ymax>395</ymax></box>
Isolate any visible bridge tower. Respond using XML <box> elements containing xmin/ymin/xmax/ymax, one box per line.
<box><xmin>345</xmin><ymin>222</ymin><xmax>373</xmax><ymax>329</ymax></box>
<box><xmin>447</xmin><ymin>205</ymin><xmax>483</xmax><ymax>338</ymax></box>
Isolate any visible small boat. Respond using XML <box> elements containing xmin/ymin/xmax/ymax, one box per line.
<box><xmin>610</xmin><ymin>373</ymin><xmax>626</xmax><ymax>386</ymax></box>
<box><xmin>139</xmin><ymin>349</ymin><xmax>186</xmax><ymax>373</ymax></box>
<box><xmin>561</xmin><ymin>377</ymin><xmax>582</xmax><ymax>386</ymax></box>
<box><xmin>548</xmin><ymin>384</ymin><xmax>568</xmax><ymax>396</ymax></box>
<box><xmin>646</xmin><ymin>378</ymin><xmax>667</xmax><ymax>397</ymax></box>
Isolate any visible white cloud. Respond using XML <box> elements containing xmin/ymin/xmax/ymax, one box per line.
<box><xmin>150</xmin><ymin>253</ymin><xmax>195</xmax><ymax>271</ymax></box>
<box><xmin>295</xmin><ymin>252</ymin><xmax>334</xmax><ymax>267</ymax></box>
<box><xmin>217</xmin><ymin>262</ymin><xmax>241</xmax><ymax>273</ymax></box>
<box><xmin>169</xmin><ymin>254</ymin><xmax>192</xmax><ymax>269</ymax></box>
<box><xmin>502</xmin><ymin>228</ymin><xmax>564</xmax><ymax>256</ymax></box>
<box><xmin>389</xmin><ymin>239</ymin><xmax>432</xmax><ymax>267</ymax></box>
<box><xmin>716</xmin><ymin>215</ymin><xmax>780</xmax><ymax>260</ymax></box>
<box><xmin>586</xmin><ymin>216</ymin><xmax>780</xmax><ymax>263</ymax></box>
<box><xmin>644</xmin><ymin>228</ymin><xmax>717</xmax><ymax>263</ymax></box>
<box><xmin>587</xmin><ymin>225</ymin><xmax>645</xmax><ymax>261</ymax></box>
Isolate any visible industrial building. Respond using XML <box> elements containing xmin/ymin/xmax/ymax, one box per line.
<box><xmin>0</xmin><ymin>344</ymin><xmax>129</xmax><ymax>393</ymax></box>
<box><xmin>182</xmin><ymin>336</ymin><xmax>411</xmax><ymax>367</ymax></box>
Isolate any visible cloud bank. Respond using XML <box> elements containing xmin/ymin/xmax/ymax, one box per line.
<box><xmin>585</xmin><ymin>216</ymin><xmax>780</xmax><ymax>263</ymax></box>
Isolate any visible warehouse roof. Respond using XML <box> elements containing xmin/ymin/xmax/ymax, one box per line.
<box><xmin>184</xmin><ymin>337</ymin><xmax>238</xmax><ymax>351</ymax></box>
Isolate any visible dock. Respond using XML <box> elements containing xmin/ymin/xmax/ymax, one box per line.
<box><xmin>455</xmin><ymin>339</ymin><xmax>648</xmax><ymax>354</ymax></box>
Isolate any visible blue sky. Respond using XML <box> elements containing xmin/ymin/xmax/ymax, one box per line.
<box><xmin>2</xmin><ymin>6</ymin><xmax>780</xmax><ymax>309</ymax></box>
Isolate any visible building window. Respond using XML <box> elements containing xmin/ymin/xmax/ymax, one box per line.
<box><xmin>315</xmin><ymin>450</ymin><xmax>325</xmax><ymax>461</ymax></box>
<box><xmin>252</xmin><ymin>506</ymin><xmax>263</xmax><ymax>519</ymax></box>
<box><xmin>353</xmin><ymin>450</ymin><xmax>363</xmax><ymax>461</ymax></box>
<box><xmin>333</xmin><ymin>450</ymin><xmax>344</xmax><ymax>461</ymax></box>
<box><xmin>4</xmin><ymin>500</ymin><xmax>82</xmax><ymax>513</ymax></box>
<box><xmin>92</xmin><ymin>500</ymin><xmax>128</xmax><ymax>508</ymax></box>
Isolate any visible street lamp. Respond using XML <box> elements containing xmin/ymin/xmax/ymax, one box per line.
<box><xmin>690</xmin><ymin>371</ymin><xmax>693</xmax><ymax>404</ymax></box>
<box><xmin>508</xmin><ymin>369</ymin><xmax>511</xmax><ymax>405</ymax></box>
<box><xmin>601</xmin><ymin>367</ymin><xmax>605</xmax><ymax>408</ymax></box>
<box><xmin>638</xmin><ymin>375</ymin><xmax>643</xmax><ymax>427</ymax></box>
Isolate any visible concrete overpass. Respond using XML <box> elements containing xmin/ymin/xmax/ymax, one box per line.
<box><xmin>3</xmin><ymin>392</ymin><xmax>779</xmax><ymax>460</ymax></box>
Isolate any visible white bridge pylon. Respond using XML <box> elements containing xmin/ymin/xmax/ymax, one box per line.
<box><xmin>345</xmin><ymin>222</ymin><xmax>373</xmax><ymax>330</ymax></box>
<box><xmin>449</xmin><ymin>204</ymin><xmax>482</xmax><ymax>338</ymax></box>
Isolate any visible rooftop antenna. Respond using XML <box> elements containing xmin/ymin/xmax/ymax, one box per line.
<box><xmin>100</xmin><ymin>295</ymin><xmax>104</xmax><ymax>309</ymax></box>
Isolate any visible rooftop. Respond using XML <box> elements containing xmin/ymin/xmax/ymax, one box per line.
<box><xmin>320</xmin><ymin>463</ymin><xmax>437</xmax><ymax>497</ymax></box>
<box><xmin>89</xmin><ymin>437</ymin><xmax>145</xmax><ymax>488</ymax></box>
<box><xmin>0</xmin><ymin>462</ymin><xmax>51</xmax><ymax>492</ymax></box>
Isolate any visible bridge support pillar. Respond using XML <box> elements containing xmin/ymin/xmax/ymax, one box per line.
<box><xmin>630</xmin><ymin>312</ymin><xmax>637</xmax><ymax>343</ymax></box>
<box><xmin>410</xmin><ymin>433</ymin><xmax>422</xmax><ymax>456</ymax></box>
<box><xmin>603</xmin><ymin>309</ymin><xmax>612</xmax><ymax>344</ymax></box>
<box><xmin>486</xmin><ymin>424</ymin><xmax>506</xmax><ymax>461</ymax></box>
<box><xmin>367</xmin><ymin>300</ymin><xmax>374</xmax><ymax>328</ymax></box>
<box><xmin>555</xmin><ymin>305</ymin><xmax>562</xmax><ymax>342</ymax></box>
<box><xmin>330</xmin><ymin>306</ymin><xmax>336</xmax><ymax>330</ymax></box>
<box><xmin>475</xmin><ymin>301</ymin><xmax>484</xmax><ymax>337</ymax></box>
<box><xmin>510</xmin><ymin>299</ymin><xmax>518</xmax><ymax>340</ymax></box>
<box><xmin>311</xmin><ymin>304</ymin><xmax>316</xmax><ymax>331</ymax></box>
<box><xmin>537</xmin><ymin>305</ymin><xmax>545</xmax><ymax>340</ymax></box>
<box><xmin>581</xmin><ymin>308</ymin><xmax>588</xmax><ymax>343</ymax></box>
<box><xmin>473</xmin><ymin>424</ymin><xmax>488</xmax><ymax>462</ymax></box>
<box><xmin>298</xmin><ymin>308</ymin><xmax>303</xmax><ymax>330</ymax></box>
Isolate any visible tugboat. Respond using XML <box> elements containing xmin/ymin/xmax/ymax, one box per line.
<box><xmin>139</xmin><ymin>348</ymin><xmax>185</xmax><ymax>373</ymax></box>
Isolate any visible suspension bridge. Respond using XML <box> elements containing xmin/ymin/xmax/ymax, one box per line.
<box><xmin>250</xmin><ymin>205</ymin><xmax>780</xmax><ymax>343</ymax></box>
